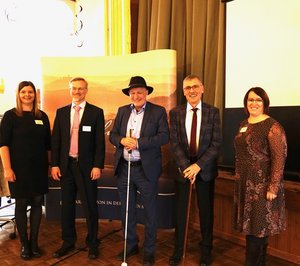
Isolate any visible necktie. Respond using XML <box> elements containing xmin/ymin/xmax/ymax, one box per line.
<box><xmin>69</xmin><ymin>105</ymin><xmax>81</xmax><ymax>156</ymax></box>
<box><xmin>190</xmin><ymin>108</ymin><xmax>198</xmax><ymax>158</ymax></box>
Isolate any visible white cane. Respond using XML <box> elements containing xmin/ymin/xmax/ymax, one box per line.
<box><xmin>121</xmin><ymin>130</ymin><xmax>133</xmax><ymax>266</ymax></box>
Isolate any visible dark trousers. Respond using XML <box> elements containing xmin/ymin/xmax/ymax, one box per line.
<box><xmin>117</xmin><ymin>161</ymin><xmax>158</xmax><ymax>255</ymax></box>
<box><xmin>60</xmin><ymin>158</ymin><xmax>99</xmax><ymax>248</ymax></box>
<box><xmin>173</xmin><ymin>177</ymin><xmax>215</xmax><ymax>255</ymax></box>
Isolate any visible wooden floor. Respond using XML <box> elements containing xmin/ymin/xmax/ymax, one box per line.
<box><xmin>0</xmin><ymin>214</ymin><xmax>298</xmax><ymax>266</ymax></box>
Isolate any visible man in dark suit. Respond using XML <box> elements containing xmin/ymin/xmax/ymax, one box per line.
<box><xmin>109</xmin><ymin>76</ymin><xmax>169</xmax><ymax>266</ymax></box>
<box><xmin>169</xmin><ymin>75</ymin><xmax>222</xmax><ymax>266</ymax></box>
<box><xmin>51</xmin><ymin>77</ymin><xmax>105</xmax><ymax>260</ymax></box>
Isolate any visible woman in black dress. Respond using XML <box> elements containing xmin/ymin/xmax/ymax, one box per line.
<box><xmin>0</xmin><ymin>81</ymin><xmax>51</xmax><ymax>260</ymax></box>
<box><xmin>233</xmin><ymin>87</ymin><xmax>287</xmax><ymax>265</ymax></box>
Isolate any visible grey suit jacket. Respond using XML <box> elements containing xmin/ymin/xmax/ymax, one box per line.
<box><xmin>169</xmin><ymin>102</ymin><xmax>222</xmax><ymax>182</ymax></box>
<box><xmin>109</xmin><ymin>101</ymin><xmax>169</xmax><ymax>181</ymax></box>
<box><xmin>51</xmin><ymin>102</ymin><xmax>105</xmax><ymax>176</ymax></box>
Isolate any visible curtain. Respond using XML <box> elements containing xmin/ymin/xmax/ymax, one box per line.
<box><xmin>135</xmin><ymin>0</ymin><xmax>225</xmax><ymax>112</ymax></box>
<box><xmin>105</xmin><ymin>0</ymin><xmax>131</xmax><ymax>55</ymax></box>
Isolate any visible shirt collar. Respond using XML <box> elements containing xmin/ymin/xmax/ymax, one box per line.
<box><xmin>187</xmin><ymin>101</ymin><xmax>202</xmax><ymax>112</ymax></box>
<box><xmin>130</xmin><ymin>102</ymin><xmax>146</xmax><ymax>114</ymax></box>
<box><xmin>72</xmin><ymin>101</ymin><xmax>86</xmax><ymax>109</ymax></box>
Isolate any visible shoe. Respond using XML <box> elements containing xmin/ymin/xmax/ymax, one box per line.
<box><xmin>143</xmin><ymin>253</ymin><xmax>155</xmax><ymax>266</ymax></box>
<box><xmin>31</xmin><ymin>246</ymin><xmax>42</xmax><ymax>258</ymax></box>
<box><xmin>53</xmin><ymin>245</ymin><xmax>75</xmax><ymax>258</ymax></box>
<box><xmin>88</xmin><ymin>246</ymin><xmax>99</xmax><ymax>260</ymax></box>
<box><xmin>169</xmin><ymin>253</ymin><xmax>182</xmax><ymax>266</ymax></box>
<box><xmin>20</xmin><ymin>245</ymin><xmax>31</xmax><ymax>260</ymax></box>
<box><xmin>31</xmin><ymin>241</ymin><xmax>42</xmax><ymax>258</ymax></box>
<box><xmin>200</xmin><ymin>251</ymin><xmax>212</xmax><ymax>266</ymax></box>
<box><xmin>117</xmin><ymin>244</ymin><xmax>139</xmax><ymax>260</ymax></box>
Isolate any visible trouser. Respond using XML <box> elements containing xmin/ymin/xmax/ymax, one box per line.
<box><xmin>60</xmin><ymin>158</ymin><xmax>99</xmax><ymax>248</ymax></box>
<box><xmin>173</xmin><ymin>178</ymin><xmax>215</xmax><ymax>255</ymax></box>
<box><xmin>117</xmin><ymin>161</ymin><xmax>158</xmax><ymax>255</ymax></box>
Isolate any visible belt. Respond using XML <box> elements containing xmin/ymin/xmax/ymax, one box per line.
<box><xmin>69</xmin><ymin>156</ymin><xmax>78</xmax><ymax>162</ymax></box>
<box><xmin>190</xmin><ymin>156</ymin><xmax>197</xmax><ymax>164</ymax></box>
<box><xmin>121</xmin><ymin>157</ymin><xmax>142</xmax><ymax>167</ymax></box>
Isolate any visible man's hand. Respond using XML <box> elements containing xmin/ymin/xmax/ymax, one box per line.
<box><xmin>183</xmin><ymin>163</ymin><xmax>201</xmax><ymax>184</ymax></box>
<box><xmin>120</xmin><ymin>137</ymin><xmax>137</xmax><ymax>152</ymax></box>
<box><xmin>51</xmin><ymin>166</ymin><xmax>62</xmax><ymax>181</ymax></box>
<box><xmin>90</xmin><ymin>167</ymin><xmax>102</xmax><ymax>180</ymax></box>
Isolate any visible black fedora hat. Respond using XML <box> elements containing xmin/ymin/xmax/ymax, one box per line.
<box><xmin>122</xmin><ymin>76</ymin><xmax>153</xmax><ymax>96</ymax></box>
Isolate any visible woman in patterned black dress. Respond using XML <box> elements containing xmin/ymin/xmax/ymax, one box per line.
<box><xmin>0</xmin><ymin>81</ymin><xmax>51</xmax><ymax>260</ymax></box>
<box><xmin>233</xmin><ymin>87</ymin><xmax>287</xmax><ymax>266</ymax></box>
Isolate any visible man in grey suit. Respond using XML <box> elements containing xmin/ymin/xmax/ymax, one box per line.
<box><xmin>109</xmin><ymin>76</ymin><xmax>169</xmax><ymax>266</ymax></box>
<box><xmin>51</xmin><ymin>77</ymin><xmax>105</xmax><ymax>260</ymax></box>
<box><xmin>169</xmin><ymin>75</ymin><xmax>222</xmax><ymax>266</ymax></box>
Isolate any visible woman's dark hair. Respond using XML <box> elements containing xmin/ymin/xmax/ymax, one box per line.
<box><xmin>243</xmin><ymin>87</ymin><xmax>270</xmax><ymax>115</ymax></box>
<box><xmin>15</xmin><ymin>81</ymin><xmax>41</xmax><ymax>118</ymax></box>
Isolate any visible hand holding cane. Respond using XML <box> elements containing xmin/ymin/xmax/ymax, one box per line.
<box><xmin>121</xmin><ymin>129</ymin><xmax>133</xmax><ymax>266</ymax></box>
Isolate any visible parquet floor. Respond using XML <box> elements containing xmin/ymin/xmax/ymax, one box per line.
<box><xmin>0</xmin><ymin>203</ymin><xmax>297</xmax><ymax>266</ymax></box>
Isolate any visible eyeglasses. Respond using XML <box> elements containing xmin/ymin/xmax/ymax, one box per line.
<box><xmin>71</xmin><ymin>87</ymin><xmax>87</xmax><ymax>92</ymax></box>
<box><xmin>247</xmin><ymin>98</ymin><xmax>263</xmax><ymax>104</ymax></box>
<box><xmin>183</xmin><ymin>84</ymin><xmax>202</xmax><ymax>91</ymax></box>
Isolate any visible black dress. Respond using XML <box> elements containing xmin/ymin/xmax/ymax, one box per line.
<box><xmin>0</xmin><ymin>109</ymin><xmax>51</xmax><ymax>198</ymax></box>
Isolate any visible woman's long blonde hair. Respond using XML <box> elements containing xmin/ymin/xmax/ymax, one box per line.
<box><xmin>15</xmin><ymin>81</ymin><xmax>41</xmax><ymax>118</ymax></box>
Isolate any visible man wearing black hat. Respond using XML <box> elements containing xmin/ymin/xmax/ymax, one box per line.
<box><xmin>109</xmin><ymin>76</ymin><xmax>169</xmax><ymax>266</ymax></box>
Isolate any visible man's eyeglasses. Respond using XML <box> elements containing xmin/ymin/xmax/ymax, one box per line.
<box><xmin>71</xmin><ymin>87</ymin><xmax>87</xmax><ymax>92</ymax></box>
<box><xmin>247</xmin><ymin>98</ymin><xmax>263</xmax><ymax>104</ymax></box>
<box><xmin>183</xmin><ymin>84</ymin><xmax>202</xmax><ymax>91</ymax></box>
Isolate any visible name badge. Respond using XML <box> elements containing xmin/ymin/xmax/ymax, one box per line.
<box><xmin>35</xmin><ymin>120</ymin><xmax>43</xmax><ymax>125</ymax></box>
<box><xmin>82</xmin><ymin>126</ymin><xmax>91</xmax><ymax>132</ymax></box>
<box><xmin>240</xmin><ymin>126</ymin><xmax>247</xmax><ymax>133</ymax></box>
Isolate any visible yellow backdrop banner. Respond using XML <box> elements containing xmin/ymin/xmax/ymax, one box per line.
<box><xmin>41</xmin><ymin>49</ymin><xmax>177</xmax><ymax>228</ymax></box>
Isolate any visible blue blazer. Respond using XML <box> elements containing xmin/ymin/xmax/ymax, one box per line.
<box><xmin>51</xmin><ymin>102</ymin><xmax>105</xmax><ymax>176</ymax></box>
<box><xmin>109</xmin><ymin>101</ymin><xmax>169</xmax><ymax>181</ymax></box>
<box><xmin>169</xmin><ymin>102</ymin><xmax>222</xmax><ymax>182</ymax></box>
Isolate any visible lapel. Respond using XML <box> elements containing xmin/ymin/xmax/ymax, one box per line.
<box><xmin>65</xmin><ymin>104</ymin><xmax>72</xmax><ymax>134</ymax></box>
<box><xmin>199</xmin><ymin>103</ymin><xmax>208</xmax><ymax>149</ymax></box>
<box><xmin>121</xmin><ymin>105</ymin><xmax>132</xmax><ymax>136</ymax></box>
<box><xmin>140</xmin><ymin>102</ymin><xmax>151</xmax><ymax>135</ymax></box>
<box><xmin>180</xmin><ymin>104</ymin><xmax>189</xmax><ymax>149</ymax></box>
<box><xmin>80</xmin><ymin>102</ymin><xmax>89</xmax><ymax>127</ymax></box>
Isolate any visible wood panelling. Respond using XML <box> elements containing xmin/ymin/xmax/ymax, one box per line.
<box><xmin>190</xmin><ymin>171</ymin><xmax>300</xmax><ymax>265</ymax></box>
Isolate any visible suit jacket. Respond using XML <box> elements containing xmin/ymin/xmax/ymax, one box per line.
<box><xmin>109</xmin><ymin>101</ymin><xmax>169</xmax><ymax>181</ymax></box>
<box><xmin>169</xmin><ymin>102</ymin><xmax>222</xmax><ymax>182</ymax></box>
<box><xmin>51</xmin><ymin>102</ymin><xmax>105</xmax><ymax>176</ymax></box>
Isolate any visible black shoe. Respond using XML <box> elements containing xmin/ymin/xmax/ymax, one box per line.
<box><xmin>117</xmin><ymin>244</ymin><xmax>139</xmax><ymax>260</ymax></box>
<box><xmin>31</xmin><ymin>246</ymin><xmax>42</xmax><ymax>258</ymax></box>
<box><xmin>88</xmin><ymin>246</ymin><xmax>99</xmax><ymax>260</ymax></box>
<box><xmin>200</xmin><ymin>251</ymin><xmax>212</xmax><ymax>266</ymax></box>
<box><xmin>53</xmin><ymin>245</ymin><xmax>75</xmax><ymax>258</ymax></box>
<box><xmin>144</xmin><ymin>253</ymin><xmax>155</xmax><ymax>266</ymax></box>
<box><xmin>31</xmin><ymin>241</ymin><xmax>42</xmax><ymax>258</ymax></box>
<box><xmin>20</xmin><ymin>245</ymin><xmax>31</xmax><ymax>260</ymax></box>
<box><xmin>169</xmin><ymin>253</ymin><xmax>182</xmax><ymax>266</ymax></box>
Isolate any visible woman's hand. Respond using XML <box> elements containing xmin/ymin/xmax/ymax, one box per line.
<box><xmin>4</xmin><ymin>168</ymin><xmax>16</xmax><ymax>182</ymax></box>
<box><xmin>267</xmin><ymin>191</ymin><xmax>277</xmax><ymax>201</ymax></box>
